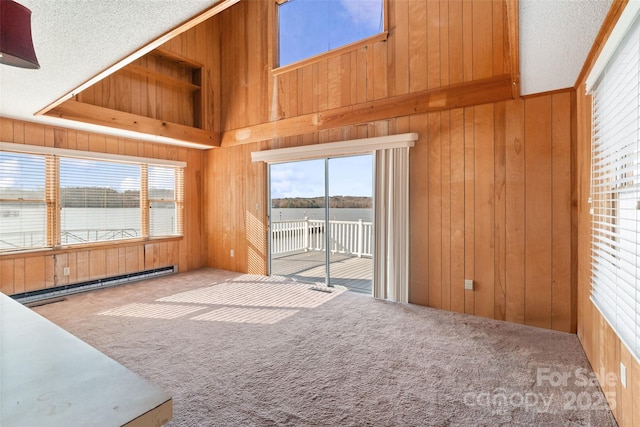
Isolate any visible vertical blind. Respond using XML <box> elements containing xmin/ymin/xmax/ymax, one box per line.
<box><xmin>591</xmin><ymin>13</ymin><xmax>640</xmax><ymax>362</ymax></box>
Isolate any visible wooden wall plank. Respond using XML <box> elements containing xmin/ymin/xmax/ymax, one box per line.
<box><xmin>408</xmin><ymin>1</ymin><xmax>428</xmax><ymax>93</ymax></box>
<box><xmin>428</xmin><ymin>113</ymin><xmax>443</xmax><ymax>309</ymax></box>
<box><xmin>393</xmin><ymin>0</ymin><xmax>410</xmax><ymax>96</ymax></box>
<box><xmin>472</xmin><ymin>0</ymin><xmax>493</xmax><ymax>80</ymax></box>
<box><xmin>505</xmin><ymin>98</ymin><xmax>525</xmax><ymax>324</ymax></box>
<box><xmin>494</xmin><ymin>101</ymin><xmax>507</xmax><ymax>320</ymax></box>
<box><xmin>441</xmin><ymin>111</ymin><xmax>452</xmax><ymax>311</ymax></box>
<box><xmin>551</xmin><ymin>92</ymin><xmax>572</xmax><ymax>332</ymax></box>
<box><xmin>464</xmin><ymin>106</ymin><xmax>475</xmax><ymax>315</ymax></box>
<box><xmin>409</xmin><ymin>114</ymin><xmax>429</xmax><ymax>306</ymax></box>
<box><xmin>89</xmin><ymin>249</ymin><xmax>107</xmax><ymax>280</ymax></box>
<box><xmin>13</xmin><ymin>259</ymin><xmax>25</xmax><ymax>293</ymax></box>
<box><xmin>427</xmin><ymin>0</ymin><xmax>441</xmax><ymax>90</ymax></box>
<box><xmin>473</xmin><ymin>104</ymin><xmax>495</xmax><ymax>319</ymax></box>
<box><xmin>0</xmin><ymin>259</ymin><xmax>14</xmax><ymax>294</ymax></box>
<box><xmin>449</xmin><ymin>108</ymin><xmax>465</xmax><ymax>313</ymax></box>
<box><xmin>24</xmin><ymin>256</ymin><xmax>45</xmax><ymax>292</ymax></box>
<box><xmin>524</xmin><ymin>95</ymin><xmax>553</xmax><ymax>329</ymax></box>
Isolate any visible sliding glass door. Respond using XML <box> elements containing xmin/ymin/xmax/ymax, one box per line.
<box><xmin>326</xmin><ymin>155</ymin><xmax>373</xmax><ymax>292</ymax></box>
<box><xmin>268</xmin><ymin>155</ymin><xmax>373</xmax><ymax>293</ymax></box>
<box><xmin>270</xmin><ymin>159</ymin><xmax>329</xmax><ymax>284</ymax></box>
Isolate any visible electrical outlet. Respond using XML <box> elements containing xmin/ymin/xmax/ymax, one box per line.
<box><xmin>464</xmin><ymin>279</ymin><xmax>474</xmax><ymax>291</ymax></box>
<box><xmin>63</xmin><ymin>267</ymin><xmax>70</xmax><ymax>276</ymax></box>
<box><xmin>230</xmin><ymin>249</ymin><xmax>235</xmax><ymax>257</ymax></box>
<box><xmin>620</xmin><ymin>362</ymin><xmax>627</xmax><ymax>388</ymax></box>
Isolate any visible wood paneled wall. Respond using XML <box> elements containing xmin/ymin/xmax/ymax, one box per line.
<box><xmin>218</xmin><ymin>0</ymin><xmax>511</xmax><ymax>132</ymax></box>
<box><xmin>0</xmin><ymin>117</ymin><xmax>205</xmax><ymax>295</ymax></box>
<box><xmin>204</xmin><ymin>0</ymin><xmax>575</xmax><ymax>332</ymax></box>
<box><xmin>576</xmin><ymin>83</ymin><xmax>640</xmax><ymax>426</ymax></box>
<box><xmin>75</xmin><ymin>18</ymin><xmax>220</xmax><ymax>133</ymax></box>
<box><xmin>206</xmin><ymin>90</ymin><xmax>575</xmax><ymax>332</ymax></box>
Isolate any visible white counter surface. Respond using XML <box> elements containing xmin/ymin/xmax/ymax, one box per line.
<box><xmin>0</xmin><ymin>293</ymin><xmax>172</xmax><ymax>426</ymax></box>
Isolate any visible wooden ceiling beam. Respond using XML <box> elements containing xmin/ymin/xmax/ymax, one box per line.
<box><xmin>46</xmin><ymin>100</ymin><xmax>220</xmax><ymax>147</ymax></box>
<box><xmin>221</xmin><ymin>74</ymin><xmax>514</xmax><ymax>147</ymax></box>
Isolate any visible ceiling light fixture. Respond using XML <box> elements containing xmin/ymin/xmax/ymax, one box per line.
<box><xmin>0</xmin><ymin>0</ymin><xmax>39</xmax><ymax>69</ymax></box>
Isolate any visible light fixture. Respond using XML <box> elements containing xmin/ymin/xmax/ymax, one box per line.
<box><xmin>0</xmin><ymin>0</ymin><xmax>39</xmax><ymax>69</ymax></box>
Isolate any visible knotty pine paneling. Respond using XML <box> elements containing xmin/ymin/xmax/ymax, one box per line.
<box><xmin>0</xmin><ymin>117</ymin><xmax>205</xmax><ymax>295</ymax></box>
<box><xmin>205</xmin><ymin>91</ymin><xmax>574</xmax><ymax>333</ymax></box>
<box><xmin>218</xmin><ymin>0</ymin><xmax>510</xmax><ymax>132</ymax></box>
<box><xmin>576</xmin><ymin>81</ymin><xmax>640</xmax><ymax>427</ymax></box>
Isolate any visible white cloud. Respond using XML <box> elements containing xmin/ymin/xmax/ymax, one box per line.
<box><xmin>339</xmin><ymin>0</ymin><xmax>383</xmax><ymax>29</ymax></box>
<box><xmin>120</xmin><ymin>177</ymin><xmax>140</xmax><ymax>192</ymax></box>
<box><xmin>270</xmin><ymin>163</ymin><xmax>324</xmax><ymax>199</ymax></box>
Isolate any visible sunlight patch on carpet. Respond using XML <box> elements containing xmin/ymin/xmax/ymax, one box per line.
<box><xmin>191</xmin><ymin>307</ymin><xmax>298</xmax><ymax>324</ymax></box>
<box><xmin>98</xmin><ymin>303</ymin><xmax>208</xmax><ymax>319</ymax></box>
<box><xmin>157</xmin><ymin>280</ymin><xmax>343</xmax><ymax>309</ymax></box>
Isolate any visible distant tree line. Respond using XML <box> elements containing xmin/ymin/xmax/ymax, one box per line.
<box><xmin>272</xmin><ymin>196</ymin><xmax>372</xmax><ymax>209</ymax></box>
<box><xmin>61</xmin><ymin>187</ymin><xmax>140</xmax><ymax>208</ymax></box>
<box><xmin>1</xmin><ymin>186</ymin><xmax>174</xmax><ymax>208</ymax></box>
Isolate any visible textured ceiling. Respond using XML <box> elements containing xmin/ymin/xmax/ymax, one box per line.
<box><xmin>0</xmin><ymin>0</ymin><xmax>614</xmax><ymax>146</ymax></box>
<box><xmin>519</xmin><ymin>0</ymin><xmax>612</xmax><ymax>96</ymax></box>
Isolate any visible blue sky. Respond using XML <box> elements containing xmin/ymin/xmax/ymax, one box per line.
<box><xmin>0</xmin><ymin>152</ymin><xmax>174</xmax><ymax>193</ymax></box>
<box><xmin>270</xmin><ymin>155</ymin><xmax>373</xmax><ymax>199</ymax></box>
<box><xmin>279</xmin><ymin>0</ymin><xmax>383</xmax><ymax>66</ymax></box>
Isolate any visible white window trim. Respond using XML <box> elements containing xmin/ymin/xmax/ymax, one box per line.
<box><xmin>585</xmin><ymin>1</ymin><xmax>640</xmax><ymax>93</ymax></box>
<box><xmin>251</xmin><ymin>133</ymin><xmax>417</xmax><ymax>164</ymax></box>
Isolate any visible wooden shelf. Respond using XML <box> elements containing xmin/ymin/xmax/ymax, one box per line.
<box><xmin>124</xmin><ymin>64</ymin><xmax>201</xmax><ymax>92</ymax></box>
<box><xmin>151</xmin><ymin>47</ymin><xmax>203</xmax><ymax>69</ymax></box>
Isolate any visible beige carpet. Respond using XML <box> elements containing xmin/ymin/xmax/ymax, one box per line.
<box><xmin>33</xmin><ymin>269</ymin><xmax>617</xmax><ymax>426</ymax></box>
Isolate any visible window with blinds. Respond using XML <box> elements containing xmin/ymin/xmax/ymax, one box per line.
<box><xmin>0</xmin><ymin>151</ymin><xmax>47</xmax><ymax>251</ymax></box>
<box><xmin>60</xmin><ymin>158</ymin><xmax>142</xmax><ymax>244</ymax></box>
<box><xmin>590</xmin><ymin>15</ymin><xmax>640</xmax><ymax>362</ymax></box>
<box><xmin>0</xmin><ymin>144</ymin><xmax>185</xmax><ymax>253</ymax></box>
<box><xmin>148</xmin><ymin>165</ymin><xmax>183</xmax><ymax>237</ymax></box>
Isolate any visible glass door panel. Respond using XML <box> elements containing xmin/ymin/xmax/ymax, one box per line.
<box><xmin>269</xmin><ymin>155</ymin><xmax>373</xmax><ymax>293</ymax></box>
<box><xmin>269</xmin><ymin>159</ymin><xmax>328</xmax><ymax>284</ymax></box>
<box><xmin>328</xmin><ymin>155</ymin><xmax>373</xmax><ymax>293</ymax></box>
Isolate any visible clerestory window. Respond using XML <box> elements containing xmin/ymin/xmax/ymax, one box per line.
<box><xmin>277</xmin><ymin>0</ymin><xmax>385</xmax><ymax>68</ymax></box>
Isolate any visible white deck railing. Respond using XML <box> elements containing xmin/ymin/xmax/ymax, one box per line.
<box><xmin>271</xmin><ymin>217</ymin><xmax>373</xmax><ymax>258</ymax></box>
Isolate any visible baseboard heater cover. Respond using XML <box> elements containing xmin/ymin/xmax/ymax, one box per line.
<box><xmin>11</xmin><ymin>266</ymin><xmax>177</xmax><ymax>305</ymax></box>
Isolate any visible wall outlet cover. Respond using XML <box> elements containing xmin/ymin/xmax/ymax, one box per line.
<box><xmin>464</xmin><ymin>279</ymin><xmax>474</xmax><ymax>291</ymax></box>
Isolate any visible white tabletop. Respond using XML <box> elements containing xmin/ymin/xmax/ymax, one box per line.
<box><xmin>0</xmin><ymin>293</ymin><xmax>172</xmax><ymax>427</ymax></box>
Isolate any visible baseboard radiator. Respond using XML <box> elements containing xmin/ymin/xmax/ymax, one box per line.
<box><xmin>12</xmin><ymin>266</ymin><xmax>177</xmax><ymax>306</ymax></box>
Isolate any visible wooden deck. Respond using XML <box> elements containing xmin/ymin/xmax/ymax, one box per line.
<box><xmin>271</xmin><ymin>251</ymin><xmax>372</xmax><ymax>294</ymax></box>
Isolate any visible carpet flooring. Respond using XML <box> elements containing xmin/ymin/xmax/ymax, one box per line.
<box><xmin>33</xmin><ymin>269</ymin><xmax>618</xmax><ymax>426</ymax></box>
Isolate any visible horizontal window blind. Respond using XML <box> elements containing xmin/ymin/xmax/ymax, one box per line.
<box><xmin>148</xmin><ymin>166</ymin><xmax>182</xmax><ymax>237</ymax></box>
<box><xmin>60</xmin><ymin>158</ymin><xmax>142</xmax><ymax>244</ymax></box>
<box><xmin>0</xmin><ymin>151</ymin><xmax>47</xmax><ymax>252</ymax></box>
<box><xmin>0</xmin><ymin>143</ymin><xmax>186</xmax><ymax>253</ymax></box>
<box><xmin>591</xmin><ymin>14</ymin><xmax>640</xmax><ymax>362</ymax></box>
